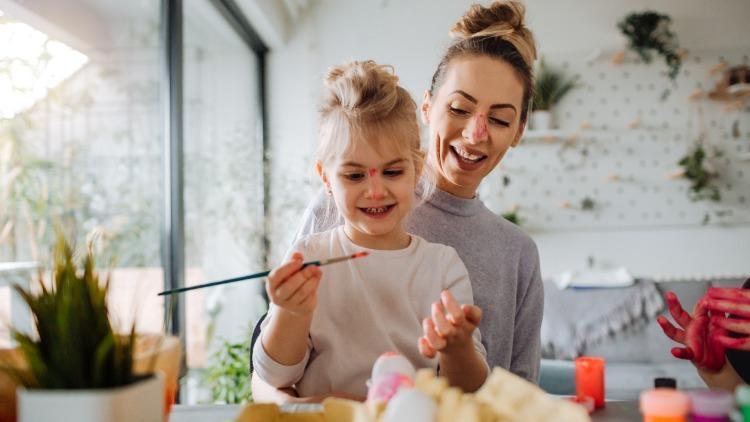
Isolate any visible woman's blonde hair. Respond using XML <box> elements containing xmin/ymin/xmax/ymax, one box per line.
<box><xmin>316</xmin><ymin>60</ymin><xmax>434</xmax><ymax>205</ymax></box>
<box><xmin>430</xmin><ymin>0</ymin><xmax>538</xmax><ymax>123</ymax></box>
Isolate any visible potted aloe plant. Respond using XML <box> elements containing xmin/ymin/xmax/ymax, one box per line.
<box><xmin>532</xmin><ymin>58</ymin><xmax>579</xmax><ymax>130</ymax></box>
<box><xmin>2</xmin><ymin>234</ymin><xmax>164</xmax><ymax>422</ymax></box>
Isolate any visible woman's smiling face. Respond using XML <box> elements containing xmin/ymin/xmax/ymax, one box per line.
<box><xmin>422</xmin><ymin>55</ymin><xmax>526</xmax><ymax>198</ymax></box>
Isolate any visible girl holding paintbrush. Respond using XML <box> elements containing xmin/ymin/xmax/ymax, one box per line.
<box><xmin>251</xmin><ymin>60</ymin><xmax>489</xmax><ymax>400</ymax></box>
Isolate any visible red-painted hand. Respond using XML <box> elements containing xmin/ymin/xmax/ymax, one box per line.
<box><xmin>705</xmin><ymin>287</ymin><xmax>750</xmax><ymax>351</ymax></box>
<box><xmin>656</xmin><ymin>292</ymin><xmax>726</xmax><ymax>371</ymax></box>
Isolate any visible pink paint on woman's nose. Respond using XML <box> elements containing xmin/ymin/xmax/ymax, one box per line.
<box><xmin>472</xmin><ymin>114</ymin><xmax>488</xmax><ymax>140</ymax></box>
<box><xmin>368</xmin><ymin>168</ymin><xmax>378</xmax><ymax>177</ymax></box>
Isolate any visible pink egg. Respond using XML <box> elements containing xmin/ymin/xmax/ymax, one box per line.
<box><xmin>371</xmin><ymin>352</ymin><xmax>416</xmax><ymax>380</ymax></box>
<box><xmin>366</xmin><ymin>373</ymin><xmax>414</xmax><ymax>404</ymax></box>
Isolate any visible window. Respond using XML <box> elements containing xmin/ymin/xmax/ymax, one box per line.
<box><xmin>181</xmin><ymin>0</ymin><xmax>266</xmax><ymax>402</ymax></box>
<box><xmin>0</xmin><ymin>1</ymin><xmax>165</xmax><ymax>343</ymax></box>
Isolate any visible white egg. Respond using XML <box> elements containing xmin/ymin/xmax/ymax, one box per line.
<box><xmin>371</xmin><ymin>353</ymin><xmax>416</xmax><ymax>380</ymax></box>
<box><xmin>383</xmin><ymin>388</ymin><xmax>436</xmax><ymax>422</ymax></box>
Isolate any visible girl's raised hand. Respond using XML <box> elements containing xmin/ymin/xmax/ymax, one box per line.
<box><xmin>418</xmin><ymin>290</ymin><xmax>482</xmax><ymax>359</ymax></box>
<box><xmin>266</xmin><ymin>252</ymin><xmax>322</xmax><ymax>317</ymax></box>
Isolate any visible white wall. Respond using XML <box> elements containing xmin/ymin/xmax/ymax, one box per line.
<box><xmin>265</xmin><ymin>0</ymin><xmax>750</xmax><ymax>279</ymax></box>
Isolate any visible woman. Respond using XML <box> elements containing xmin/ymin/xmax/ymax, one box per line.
<box><xmin>657</xmin><ymin>278</ymin><xmax>750</xmax><ymax>391</ymax></box>
<box><xmin>253</xmin><ymin>0</ymin><xmax>543</xmax><ymax>402</ymax></box>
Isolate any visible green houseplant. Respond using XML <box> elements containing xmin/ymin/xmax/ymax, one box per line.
<box><xmin>531</xmin><ymin>58</ymin><xmax>579</xmax><ymax>130</ymax></box>
<box><xmin>677</xmin><ymin>144</ymin><xmax>721</xmax><ymax>203</ymax></box>
<box><xmin>204</xmin><ymin>338</ymin><xmax>253</xmax><ymax>404</ymax></box>
<box><xmin>618</xmin><ymin>11</ymin><xmax>682</xmax><ymax>81</ymax></box>
<box><xmin>2</xmin><ymin>234</ymin><xmax>164</xmax><ymax>422</ymax></box>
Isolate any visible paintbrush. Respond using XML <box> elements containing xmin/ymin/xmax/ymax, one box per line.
<box><xmin>157</xmin><ymin>251</ymin><xmax>369</xmax><ymax>296</ymax></box>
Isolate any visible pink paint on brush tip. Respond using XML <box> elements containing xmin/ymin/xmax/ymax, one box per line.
<box><xmin>352</xmin><ymin>251</ymin><xmax>369</xmax><ymax>259</ymax></box>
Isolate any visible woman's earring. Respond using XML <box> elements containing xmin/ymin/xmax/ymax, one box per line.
<box><xmin>326</xmin><ymin>186</ymin><xmax>333</xmax><ymax>196</ymax></box>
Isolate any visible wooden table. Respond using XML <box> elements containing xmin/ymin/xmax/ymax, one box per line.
<box><xmin>170</xmin><ymin>400</ymin><xmax>642</xmax><ymax>421</ymax></box>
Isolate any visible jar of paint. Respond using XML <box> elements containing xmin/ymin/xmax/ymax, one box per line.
<box><xmin>575</xmin><ymin>356</ymin><xmax>605</xmax><ymax>408</ymax></box>
<box><xmin>654</xmin><ymin>377</ymin><xmax>676</xmax><ymax>389</ymax></box>
<box><xmin>736</xmin><ymin>385</ymin><xmax>750</xmax><ymax>422</ymax></box>
<box><xmin>639</xmin><ymin>389</ymin><xmax>690</xmax><ymax>422</ymax></box>
<box><xmin>689</xmin><ymin>390</ymin><xmax>733</xmax><ymax>422</ymax></box>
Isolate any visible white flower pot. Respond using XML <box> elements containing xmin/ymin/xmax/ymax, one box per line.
<box><xmin>531</xmin><ymin>110</ymin><xmax>553</xmax><ymax>130</ymax></box>
<box><xmin>18</xmin><ymin>375</ymin><xmax>164</xmax><ymax>422</ymax></box>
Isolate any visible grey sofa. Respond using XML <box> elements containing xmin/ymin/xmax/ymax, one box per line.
<box><xmin>538</xmin><ymin>278</ymin><xmax>745</xmax><ymax>399</ymax></box>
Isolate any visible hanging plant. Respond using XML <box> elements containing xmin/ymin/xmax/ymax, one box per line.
<box><xmin>580</xmin><ymin>196</ymin><xmax>597</xmax><ymax>212</ymax></box>
<box><xmin>617</xmin><ymin>11</ymin><xmax>682</xmax><ymax>80</ymax></box>
<box><xmin>677</xmin><ymin>144</ymin><xmax>721</xmax><ymax>202</ymax></box>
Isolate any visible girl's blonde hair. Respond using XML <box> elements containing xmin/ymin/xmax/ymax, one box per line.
<box><xmin>430</xmin><ymin>0</ymin><xmax>537</xmax><ymax>123</ymax></box>
<box><xmin>316</xmin><ymin>60</ymin><xmax>434</xmax><ymax>208</ymax></box>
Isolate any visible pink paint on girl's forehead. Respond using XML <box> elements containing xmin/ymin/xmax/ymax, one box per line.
<box><xmin>368</xmin><ymin>168</ymin><xmax>378</xmax><ymax>177</ymax></box>
<box><xmin>473</xmin><ymin>114</ymin><xmax>488</xmax><ymax>140</ymax></box>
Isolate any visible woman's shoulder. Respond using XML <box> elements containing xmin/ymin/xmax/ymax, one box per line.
<box><xmin>475</xmin><ymin>206</ymin><xmax>539</xmax><ymax>254</ymax></box>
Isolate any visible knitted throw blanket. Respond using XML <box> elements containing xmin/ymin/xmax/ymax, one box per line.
<box><xmin>541</xmin><ymin>280</ymin><xmax>665</xmax><ymax>359</ymax></box>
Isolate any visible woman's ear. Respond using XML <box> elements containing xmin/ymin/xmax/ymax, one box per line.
<box><xmin>420</xmin><ymin>90</ymin><xmax>432</xmax><ymax>125</ymax></box>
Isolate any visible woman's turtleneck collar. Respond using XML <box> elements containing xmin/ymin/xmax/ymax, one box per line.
<box><xmin>423</xmin><ymin>186</ymin><xmax>484</xmax><ymax>217</ymax></box>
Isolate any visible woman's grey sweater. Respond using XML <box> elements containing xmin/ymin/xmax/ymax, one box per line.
<box><xmin>296</xmin><ymin>187</ymin><xmax>543</xmax><ymax>382</ymax></box>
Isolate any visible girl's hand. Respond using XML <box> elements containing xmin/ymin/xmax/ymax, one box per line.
<box><xmin>418</xmin><ymin>290</ymin><xmax>482</xmax><ymax>359</ymax></box>
<box><xmin>656</xmin><ymin>292</ymin><xmax>726</xmax><ymax>371</ymax></box>
<box><xmin>266</xmin><ymin>252</ymin><xmax>322</xmax><ymax>317</ymax></box>
<box><xmin>705</xmin><ymin>287</ymin><xmax>750</xmax><ymax>351</ymax></box>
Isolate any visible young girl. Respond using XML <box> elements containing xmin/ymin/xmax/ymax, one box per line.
<box><xmin>252</xmin><ymin>60</ymin><xmax>489</xmax><ymax>400</ymax></box>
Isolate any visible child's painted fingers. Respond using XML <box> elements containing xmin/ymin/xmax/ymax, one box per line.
<box><xmin>461</xmin><ymin>304</ymin><xmax>482</xmax><ymax>327</ymax></box>
<box><xmin>656</xmin><ymin>315</ymin><xmax>687</xmax><ymax>344</ymax></box>
<box><xmin>440</xmin><ymin>290</ymin><xmax>464</xmax><ymax>326</ymax></box>
<box><xmin>664</xmin><ymin>291</ymin><xmax>692</xmax><ymax>328</ymax></box>
<box><xmin>688</xmin><ymin>299</ymin><xmax>709</xmax><ymax>365</ymax></box>
<box><xmin>712</xmin><ymin>334</ymin><xmax>750</xmax><ymax>351</ymax></box>
<box><xmin>422</xmin><ymin>318</ymin><xmax>446</xmax><ymax>350</ymax></box>
<box><xmin>707</xmin><ymin>287</ymin><xmax>750</xmax><ymax>302</ymax></box>
<box><xmin>705</xmin><ymin>325</ymin><xmax>727</xmax><ymax>370</ymax></box>
<box><xmin>704</xmin><ymin>298</ymin><xmax>750</xmax><ymax>318</ymax></box>
<box><xmin>711</xmin><ymin>315</ymin><xmax>750</xmax><ymax>335</ymax></box>
<box><xmin>670</xmin><ymin>346</ymin><xmax>694</xmax><ymax>360</ymax></box>
<box><xmin>267</xmin><ymin>253</ymin><xmax>304</xmax><ymax>289</ymax></box>
<box><xmin>419</xmin><ymin>337</ymin><xmax>437</xmax><ymax>359</ymax></box>
<box><xmin>431</xmin><ymin>302</ymin><xmax>455</xmax><ymax>338</ymax></box>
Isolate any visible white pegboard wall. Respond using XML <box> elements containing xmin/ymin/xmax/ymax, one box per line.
<box><xmin>479</xmin><ymin>48</ymin><xmax>750</xmax><ymax>231</ymax></box>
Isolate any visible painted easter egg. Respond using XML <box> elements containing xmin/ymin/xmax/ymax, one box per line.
<box><xmin>367</xmin><ymin>372</ymin><xmax>414</xmax><ymax>404</ymax></box>
<box><xmin>383</xmin><ymin>388</ymin><xmax>437</xmax><ymax>422</ymax></box>
<box><xmin>371</xmin><ymin>352</ymin><xmax>416</xmax><ymax>380</ymax></box>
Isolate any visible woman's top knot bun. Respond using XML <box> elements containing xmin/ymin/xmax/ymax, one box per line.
<box><xmin>450</xmin><ymin>0</ymin><xmax>536</xmax><ymax>67</ymax></box>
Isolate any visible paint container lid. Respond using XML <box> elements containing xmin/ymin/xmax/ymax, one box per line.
<box><xmin>654</xmin><ymin>377</ymin><xmax>677</xmax><ymax>389</ymax></box>
<box><xmin>689</xmin><ymin>390</ymin><xmax>734</xmax><ymax>416</ymax></box>
<box><xmin>640</xmin><ymin>389</ymin><xmax>690</xmax><ymax>417</ymax></box>
<box><xmin>736</xmin><ymin>385</ymin><xmax>750</xmax><ymax>406</ymax></box>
